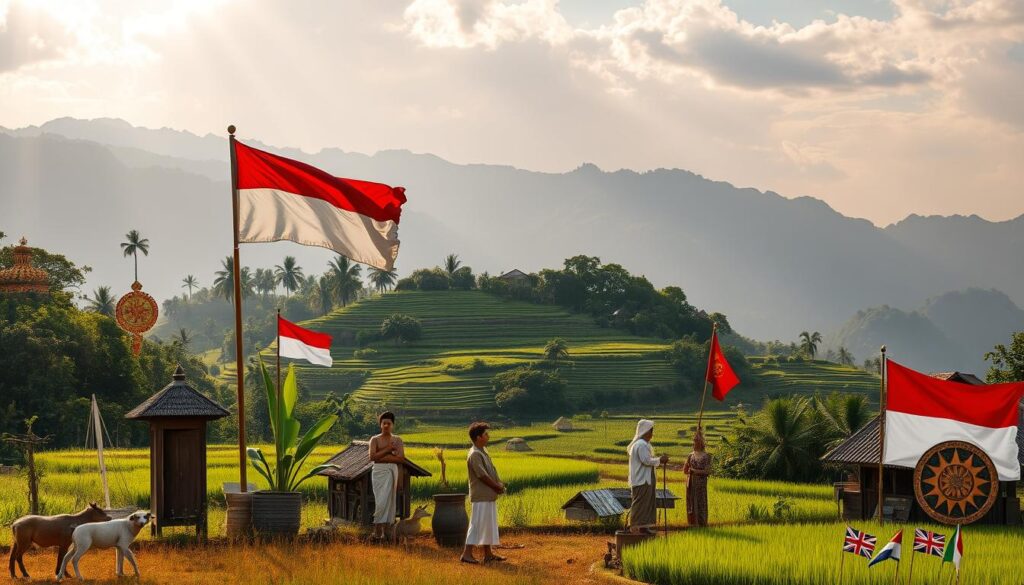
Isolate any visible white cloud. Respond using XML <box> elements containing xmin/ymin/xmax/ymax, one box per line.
<box><xmin>1</xmin><ymin>0</ymin><xmax>1022</xmax><ymax>225</ymax></box>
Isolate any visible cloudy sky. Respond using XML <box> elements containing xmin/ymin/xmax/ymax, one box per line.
<box><xmin>2</xmin><ymin>0</ymin><xmax>1022</xmax><ymax>225</ymax></box>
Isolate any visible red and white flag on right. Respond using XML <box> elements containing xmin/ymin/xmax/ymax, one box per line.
<box><xmin>278</xmin><ymin>316</ymin><xmax>333</xmax><ymax>367</ymax></box>
<box><xmin>884</xmin><ymin>360</ymin><xmax>1024</xmax><ymax>480</ymax></box>
<box><xmin>234</xmin><ymin>140</ymin><xmax>407</xmax><ymax>270</ymax></box>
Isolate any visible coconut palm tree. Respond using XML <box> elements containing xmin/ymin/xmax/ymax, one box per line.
<box><xmin>88</xmin><ymin>286</ymin><xmax>116</xmax><ymax>316</ymax></box>
<box><xmin>253</xmin><ymin>268</ymin><xmax>276</xmax><ymax>298</ymax></box>
<box><xmin>181</xmin><ymin>275</ymin><xmax>199</xmax><ymax>301</ymax></box>
<box><xmin>368</xmin><ymin>266</ymin><xmax>398</xmax><ymax>294</ymax></box>
<box><xmin>213</xmin><ymin>257</ymin><xmax>254</xmax><ymax>302</ymax></box>
<box><xmin>741</xmin><ymin>396</ymin><xmax>821</xmax><ymax>481</ymax></box>
<box><xmin>814</xmin><ymin>393</ymin><xmax>870</xmax><ymax>449</ymax></box>
<box><xmin>328</xmin><ymin>256</ymin><xmax>363</xmax><ymax>307</ymax></box>
<box><xmin>798</xmin><ymin>331</ymin><xmax>822</xmax><ymax>359</ymax></box>
<box><xmin>837</xmin><ymin>346</ymin><xmax>855</xmax><ymax>367</ymax></box>
<box><xmin>174</xmin><ymin>328</ymin><xmax>193</xmax><ymax>348</ymax></box>
<box><xmin>120</xmin><ymin>229</ymin><xmax>150</xmax><ymax>282</ymax></box>
<box><xmin>274</xmin><ymin>256</ymin><xmax>304</xmax><ymax>297</ymax></box>
<box><xmin>309</xmin><ymin>275</ymin><xmax>334</xmax><ymax>316</ymax></box>
<box><xmin>443</xmin><ymin>253</ymin><xmax>461</xmax><ymax>280</ymax></box>
<box><xmin>543</xmin><ymin>338</ymin><xmax>570</xmax><ymax>364</ymax></box>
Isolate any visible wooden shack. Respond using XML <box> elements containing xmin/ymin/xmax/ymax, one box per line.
<box><xmin>317</xmin><ymin>441</ymin><xmax>431</xmax><ymax>524</ymax></box>
<box><xmin>822</xmin><ymin>371</ymin><xmax>1023</xmax><ymax>525</ymax></box>
<box><xmin>125</xmin><ymin>366</ymin><xmax>229</xmax><ymax>537</ymax></box>
<box><xmin>562</xmin><ymin>487</ymin><xmax>678</xmax><ymax>522</ymax></box>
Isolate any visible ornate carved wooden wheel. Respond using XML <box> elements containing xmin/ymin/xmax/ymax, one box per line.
<box><xmin>913</xmin><ymin>441</ymin><xmax>998</xmax><ymax>525</ymax></box>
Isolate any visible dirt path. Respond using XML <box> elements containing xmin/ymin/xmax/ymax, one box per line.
<box><xmin>7</xmin><ymin>531</ymin><xmax>621</xmax><ymax>585</ymax></box>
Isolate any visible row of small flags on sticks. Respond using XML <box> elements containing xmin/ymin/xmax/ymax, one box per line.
<box><xmin>841</xmin><ymin>525</ymin><xmax>964</xmax><ymax>584</ymax></box>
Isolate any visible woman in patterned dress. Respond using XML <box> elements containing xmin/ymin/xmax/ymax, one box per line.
<box><xmin>684</xmin><ymin>429</ymin><xmax>711</xmax><ymax>527</ymax></box>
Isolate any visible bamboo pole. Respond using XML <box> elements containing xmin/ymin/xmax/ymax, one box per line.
<box><xmin>228</xmin><ymin>125</ymin><xmax>247</xmax><ymax>492</ymax></box>
<box><xmin>877</xmin><ymin>345</ymin><xmax>887</xmax><ymax>523</ymax></box>
<box><xmin>92</xmin><ymin>395</ymin><xmax>111</xmax><ymax>509</ymax></box>
<box><xmin>696</xmin><ymin>323</ymin><xmax>718</xmax><ymax>429</ymax></box>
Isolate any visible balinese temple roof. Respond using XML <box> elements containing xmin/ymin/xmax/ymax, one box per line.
<box><xmin>126</xmin><ymin>366</ymin><xmax>229</xmax><ymax>420</ymax></box>
<box><xmin>0</xmin><ymin>238</ymin><xmax>50</xmax><ymax>294</ymax></box>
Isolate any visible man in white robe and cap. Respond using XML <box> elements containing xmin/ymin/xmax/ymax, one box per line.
<box><xmin>627</xmin><ymin>419</ymin><xmax>668</xmax><ymax>533</ymax></box>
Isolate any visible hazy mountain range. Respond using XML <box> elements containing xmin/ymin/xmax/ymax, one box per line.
<box><xmin>1</xmin><ymin>118</ymin><xmax>1021</xmax><ymax>371</ymax></box>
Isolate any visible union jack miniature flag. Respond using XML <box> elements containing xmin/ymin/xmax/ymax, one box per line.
<box><xmin>913</xmin><ymin>528</ymin><xmax>946</xmax><ymax>557</ymax></box>
<box><xmin>843</xmin><ymin>526</ymin><xmax>877</xmax><ymax>559</ymax></box>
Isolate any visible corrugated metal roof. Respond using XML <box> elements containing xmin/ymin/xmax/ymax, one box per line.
<box><xmin>125</xmin><ymin>366</ymin><xmax>229</xmax><ymax>420</ymax></box>
<box><xmin>317</xmin><ymin>441</ymin><xmax>431</xmax><ymax>481</ymax></box>
<box><xmin>562</xmin><ymin>487</ymin><xmax>678</xmax><ymax>517</ymax></box>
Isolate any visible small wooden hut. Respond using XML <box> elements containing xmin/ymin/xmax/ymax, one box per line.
<box><xmin>125</xmin><ymin>366</ymin><xmax>229</xmax><ymax>537</ymax></box>
<box><xmin>318</xmin><ymin>441</ymin><xmax>431</xmax><ymax>524</ymax></box>
<box><xmin>562</xmin><ymin>488</ymin><xmax>678</xmax><ymax>522</ymax></box>
<box><xmin>822</xmin><ymin>371</ymin><xmax>1023</xmax><ymax>525</ymax></box>
<box><xmin>553</xmin><ymin>417</ymin><xmax>574</xmax><ymax>432</ymax></box>
<box><xmin>497</xmin><ymin>269</ymin><xmax>530</xmax><ymax>286</ymax></box>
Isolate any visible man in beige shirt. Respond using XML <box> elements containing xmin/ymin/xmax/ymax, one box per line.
<box><xmin>460</xmin><ymin>422</ymin><xmax>505</xmax><ymax>564</ymax></box>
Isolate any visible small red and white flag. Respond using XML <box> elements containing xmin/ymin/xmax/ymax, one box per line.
<box><xmin>233</xmin><ymin>140</ymin><xmax>407</xmax><ymax>270</ymax></box>
<box><xmin>278</xmin><ymin>316</ymin><xmax>333</xmax><ymax>367</ymax></box>
<box><xmin>884</xmin><ymin>360</ymin><xmax>1024</xmax><ymax>480</ymax></box>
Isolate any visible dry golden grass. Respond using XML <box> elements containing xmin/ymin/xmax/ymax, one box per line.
<box><xmin>6</xmin><ymin>532</ymin><xmax>611</xmax><ymax>585</ymax></box>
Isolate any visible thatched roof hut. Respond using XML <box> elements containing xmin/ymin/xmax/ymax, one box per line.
<box><xmin>505</xmin><ymin>438</ymin><xmax>532</xmax><ymax>452</ymax></box>
<box><xmin>552</xmin><ymin>417</ymin><xmax>574</xmax><ymax>432</ymax></box>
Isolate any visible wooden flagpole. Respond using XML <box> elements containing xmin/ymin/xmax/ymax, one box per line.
<box><xmin>228</xmin><ymin>124</ymin><xmax>247</xmax><ymax>492</ymax></box>
<box><xmin>907</xmin><ymin>542</ymin><xmax>916</xmax><ymax>585</ymax></box>
<box><xmin>877</xmin><ymin>345</ymin><xmax>887</xmax><ymax>523</ymax></box>
<box><xmin>837</xmin><ymin>532</ymin><xmax>846</xmax><ymax>585</ymax></box>
<box><xmin>892</xmin><ymin>557</ymin><xmax>900</xmax><ymax>585</ymax></box>
<box><xmin>696</xmin><ymin>322</ymin><xmax>718</xmax><ymax>430</ymax></box>
<box><xmin>276</xmin><ymin>307</ymin><xmax>283</xmax><ymax>484</ymax></box>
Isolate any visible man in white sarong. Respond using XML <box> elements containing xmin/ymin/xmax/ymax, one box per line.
<box><xmin>369</xmin><ymin>411</ymin><xmax>405</xmax><ymax>540</ymax></box>
<box><xmin>460</xmin><ymin>422</ymin><xmax>506</xmax><ymax>564</ymax></box>
<box><xmin>627</xmin><ymin>419</ymin><xmax>668</xmax><ymax>534</ymax></box>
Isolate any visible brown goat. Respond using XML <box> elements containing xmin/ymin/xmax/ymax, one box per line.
<box><xmin>9</xmin><ymin>503</ymin><xmax>111</xmax><ymax>579</ymax></box>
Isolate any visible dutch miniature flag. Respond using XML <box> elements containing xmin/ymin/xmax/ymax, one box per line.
<box><xmin>868</xmin><ymin>529</ymin><xmax>902</xmax><ymax>567</ymax></box>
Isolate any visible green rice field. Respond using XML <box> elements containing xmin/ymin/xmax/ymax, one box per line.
<box><xmin>246</xmin><ymin>291</ymin><xmax>680</xmax><ymax>413</ymax></box>
<box><xmin>0</xmin><ymin>434</ymin><xmax>839</xmax><ymax>546</ymax></box>
<box><xmin>622</xmin><ymin>521</ymin><xmax>1024</xmax><ymax>585</ymax></box>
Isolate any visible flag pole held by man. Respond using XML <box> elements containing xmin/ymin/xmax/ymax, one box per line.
<box><xmin>627</xmin><ymin>419</ymin><xmax>668</xmax><ymax>534</ymax></box>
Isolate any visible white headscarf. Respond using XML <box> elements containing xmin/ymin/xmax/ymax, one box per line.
<box><xmin>629</xmin><ymin>419</ymin><xmax>655</xmax><ymax>450</ymax></box>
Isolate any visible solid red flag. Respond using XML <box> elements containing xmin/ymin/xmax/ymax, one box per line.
<box><xmin>706</xmin><ymin>330</ymin><xmax>739</xmax><ymax>400</ymax></box>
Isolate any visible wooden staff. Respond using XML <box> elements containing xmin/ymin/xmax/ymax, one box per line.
<box><xmin>662</xmin><ymin>461</ymin><xmax>668</xmax><ymax>535</ymax></box>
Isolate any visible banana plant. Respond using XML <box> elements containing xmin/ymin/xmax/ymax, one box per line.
<box><xmin>247</xmin><ymin>358</ymin><xmax>339</xmax><ymax>492</ymax></box>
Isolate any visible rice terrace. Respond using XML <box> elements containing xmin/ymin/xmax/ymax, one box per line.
<box><xmin>3</xmin><ymin>1</ymin><xmax>1024</xmax><ymax>584</ymax></box>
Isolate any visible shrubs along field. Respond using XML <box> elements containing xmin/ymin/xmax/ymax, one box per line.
<box><xmin>622</xmin><ymin>521</ymin><xmax>1024</xmax><ymax>585</ymax></box>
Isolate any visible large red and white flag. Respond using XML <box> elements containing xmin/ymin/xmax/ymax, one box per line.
<box><xmin>278</xmin><ymin>316</ymin><xmax>333</xmax><ymax>367</ymax></box>
<box><xmin>884</xmin><ymin>360</ymin><xmax>1024</xmax><ymax>480</ymax></box>
<box><xmin>234</xmin><ymin>140</ymin><xmax>407</xmax><ymax>270</ymax></box>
